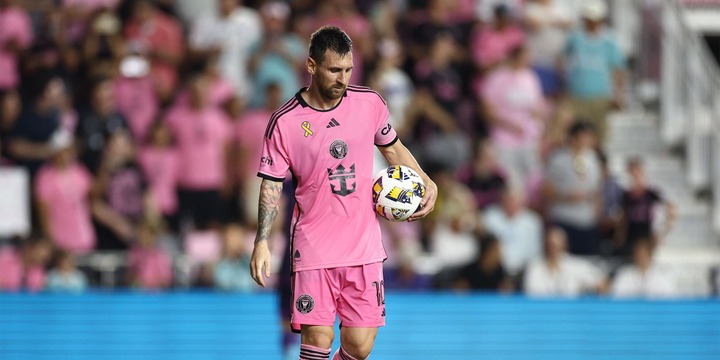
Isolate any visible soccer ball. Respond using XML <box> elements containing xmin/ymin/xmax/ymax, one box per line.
<box><xmin>372</xmin><ymin>165</ymin><xmax>426</xmax><ymax>222</ymax></box>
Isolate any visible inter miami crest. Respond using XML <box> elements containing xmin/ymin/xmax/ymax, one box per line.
<box><xmin>296</xmin><ymin>294</ymin><xmax>314</xmax><ymax>314</ymax></box>
<box><xmin>329</xmin><ymin>139</ymin><xmax>348</xmax><ymax>159</ymax></box>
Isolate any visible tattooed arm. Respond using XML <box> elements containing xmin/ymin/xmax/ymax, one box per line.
<box><xmin>250</xmin><ymin>179</ymin><xmax>284</xmax><ymax>287</ymax></box>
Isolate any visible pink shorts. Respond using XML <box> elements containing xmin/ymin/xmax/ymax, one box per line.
<box><xmin>291</xmin><ymin>262</ymin><xmax>385</xmax><ymax>332</ymax></box>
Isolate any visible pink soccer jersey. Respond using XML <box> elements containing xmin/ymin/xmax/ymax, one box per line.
<box><xmin>258</xmin><ymin>85</ymin><xmax>398</xmax><ymax>272</ymax></box>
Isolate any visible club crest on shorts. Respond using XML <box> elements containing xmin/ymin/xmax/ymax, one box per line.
<box><xmin>296</xmin><ymin>294</ymin><xmax>314</xmax><ymax>314</ymax></box>
<box><xmin>329</xmin><ymin>140</ymin><xmax>348</xmax><ymax>159</ymax></box>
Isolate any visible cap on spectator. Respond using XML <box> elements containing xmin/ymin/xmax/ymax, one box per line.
<box><xmin>261</xmin><ymin>1</ymin><xmax>290</xmax><ymax>19</ymax></box>
<box><xmin>93</xmin><ymin>12</ymin><xmax>121</xmax><ymax>35</ymax></box>
<box><xmin>119</xmin><ymin>56</ymin><xmax>150</xmax><ymax>78</ymax></box>
<box><xmin>49</xmin><ymin>129</ymin><xmax>74</xmax><ymax>153</ymax></box>
<box><xmin>582</xmin><ymin>0</ymin><xmax>608</xmax><ymax>21</ymax></box>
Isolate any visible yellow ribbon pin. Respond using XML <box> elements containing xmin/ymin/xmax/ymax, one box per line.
<box><xmin>301</xmin><ymin>121</ymin><xmax>314</xmax><ymax>137</ymax></box>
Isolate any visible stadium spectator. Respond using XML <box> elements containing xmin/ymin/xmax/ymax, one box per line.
<box><xmin>128</xmin><ymin>219</ymin><xmax>173</xmax><ymax>289</ymax></box>
<box><xmin>383</xmin><ymin>251</ymin><xmax>432</xmax><ymax>291</ymax></box>
<box><xmin>564</xmin><ymin>0</ymin><xmax>626</xmax><ymax>142</ymax></box>
<box><xmin>59</xmin><ymin>0</ymin><xmax>121</xmax><ymax>45</ymax></box>
<box><xmin>598</xmin><ymin>151</ymin><xmax>623</xmax><ymax>253</ymax></box>
<box><xmin>524</xmin><ymin>227</ymin><xmax>608</xmax><ymax>297</ymax></box>
<box><xmin>91</xmin><ymin>130</ymin><xmax>147</xmax><ymax>250</ymax></box>
<box><xmin>0</xmin><ymin>237</ymin><xmax>52</xmax><ymax>292</ymax></box>
<box><xmin>80</xmin><ymin>11</ymin><xmax>126</xmax><ymax>80</ymax></box>
<box><xmin>0</xmin><ymin>0</ymin><xmax>33</xmax><ymax>91</ymax></box>
<box><xmin>234</xmin><ymin>83</ymin><xmax>282</xmax><ymax>224</ymax></box>
<box><xmin>540</xmin><ymin>100</ymin><xmax>575</xmax><ymax>159</ymax></box>
<box><xmin>75</xmin><ymin>77</ymin><xmax>130</xmax><ymax>173</ymax></box>
<box><xmin>401</xmin><ymin>0</ymin><xmax>465</xmax><ymax>68</ymax></box>
<box><xmin>616</xmin><ymin>158</ymin><xmax>676</xmax><ymax>256</ymax></box>
<box><xmin>114</xmin><ymin>55</ymin><xmax>159</xmax><ymax>142</ymax></box>
<box><xmin>470</xmin><ymin>3</ymin><xmax>525</xmax><ymax>75</ymax></box>
<box><xmin>453</xmin><ymin>233</ymin><xmax>513</xmax><ymax>292</ymax></box>
<box><xmin>368</xmin><ymin>37</ymin><xmax>415</xmax><ymax>137</ymax></box>
<box><xmin>482</xmin><ymin>44</ymin><xmax>545</xmax><ymax>194</ymax></box>
<box><xmin>164</xmin><ymin>75</ymin><xmax>233</xmax><ymax>230</ymax></box>
<box><xmin>406</xmin><ymin>30</ymin><xmax>470</xmax><ymax>169</ymax></box>
<box><xmin>248</xmin><ymin>1</ymin><xmax>304</xmax><ymax>108</ymax></box>
<box><xmin>138</xmin><ymin>120</ymin><xmax>179</xmax><ymax>227</ymax></box>
<box><xmin>123</xmin><ymin>0</ymin><xmax>183</xmax><ymax>102</ymax></box>
<box><xmin>296</xmin><ymin>0</ymin><xmax>371</xmax><ymax>84</ymax></box>
<box><xmin>35</xmin><ymin>137</ymin><xmax>95</xmax><ymax>254</ymax></box>
<box><xmin>45</xmin><ymin>250</ymin><xmax>88</xmax><ymax>292</ymax></box>
<box><xmin>457</xmin><ymin>140</ymin><xmax>508</xmax><ymax>210</ymax></box>
<box><xmin>213</xmin><ymin>223</ymin><xmax>254</xmax><ymax>292</ymax></box>
<box><xmin>611</xmin><ymin>239</ymin><xmax>677</xmax><ymax>298</ymax></box>
<box><xmin>173</xmin><ymin>56</ymin><xmax>236</xmax><ymax>109</ymax></box>
<box><xmin>188</xmin><ymin>0</ymin><xmax>262</xmax><ymax>100</ymax></box>
<box><xmin>7</xmin><ymin>75</ymin><xmax>68</xmax><ymax>177</ymax></box>
<box><xmin>543</xmin><ymin>121</ymin><xmax>602</xmax><ymax>255</ymax></box>
<box><xmin>523</xmin><ymin>0</ymin><xmax>575</xmax><ymax>97</ymax></box>
<box><xmin>426</xmin><ymin>164</ymin><xmax>478</xmax><ymax>271</ymax></box>
<box><xmin>483</xmin><ymin>187</ymin><xmax>543</xmax><ymax>278</ymax></box>
<box><xmin>0</xmin><ymin>88</ymin><xmax>22</xmax><ymax>160</ymax></box>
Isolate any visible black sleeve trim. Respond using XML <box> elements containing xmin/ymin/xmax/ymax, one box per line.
<box><xmin>375</xmin><ymin>135</ymin><xmax>399</xmax><ymax>147</ymax></box>
<box><xmin>257</xmin><ymin>172</ymin><xmax>285</xmax><ymax>182</ymax></box>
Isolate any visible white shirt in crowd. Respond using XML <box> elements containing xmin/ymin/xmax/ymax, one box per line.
<box><xmin>611</xmin><ymin>265</ymin><xmax>678</xmax><ymax>298</ymax></box>
<box><xmin>524</xmin><ymin>255</ymin><xmax>605</xmax><ymax>297</ymax></box>
<box><xmin>483</xmin><ymin>205</ymin><xmax>542</xmax><ymax>276</ymax></box>
<box><xmin>189</xmin><ymin>6</ymin><xmax>262</xmax><ymax>98</ymax></box>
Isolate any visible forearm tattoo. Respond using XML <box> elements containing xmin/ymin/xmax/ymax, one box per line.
<box><xmin>256</xmin><ymin>179</ymin><xmax>283</xmax><ymax>243</ymax></box>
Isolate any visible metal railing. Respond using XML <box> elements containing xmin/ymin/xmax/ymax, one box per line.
<box><xmin>659</xmin><ymin>0</ymin><xmax>720</xmax><ymax>233</ymax></box>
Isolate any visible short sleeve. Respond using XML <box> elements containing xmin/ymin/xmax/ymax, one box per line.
<box><xmin>257</xmin><ymin>127</ymin><xmax>290</xmax><ymax>182</ymax></box>
<box><xmin>374</xmin><ymin>99</ymin><xmax>397</xmax><ymax>147</ymax></box>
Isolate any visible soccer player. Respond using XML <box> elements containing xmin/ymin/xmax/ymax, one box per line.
<box><xmin>250</xmin><ymin>26</ymin><xmax>438</xmax><ymax>360</ymax></box>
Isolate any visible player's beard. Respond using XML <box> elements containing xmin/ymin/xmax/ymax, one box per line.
<box><xmin>321</xmin><ymin>83</ymin><xmax>347</xmax><ymax>101</ymax></box>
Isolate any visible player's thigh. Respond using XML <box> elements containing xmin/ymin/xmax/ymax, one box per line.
<box><xmin>336</xmin><ymin>262</ymin><xmax>385</xmax><ymax>328</ymax></box>
<box><xmin>291</xmin><ymin>269</ymin><xmax>338</xmax><ymax>332</ymax></box>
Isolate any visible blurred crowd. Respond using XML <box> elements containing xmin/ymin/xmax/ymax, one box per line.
<box><xmin>0</xmin><ymin>0</ymin><xmax>712</xmax><ymax>298</ymax></box>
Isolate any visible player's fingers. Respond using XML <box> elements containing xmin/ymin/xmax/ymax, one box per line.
<box><xmin>264</xmin><ymin>259</ymin><xmax>271</xmax><ymax>278</ymax></box>
<box><xmin>250</xmin><ymin>260</ymin><xmax>258</xmax><ymax>284</ymax></box>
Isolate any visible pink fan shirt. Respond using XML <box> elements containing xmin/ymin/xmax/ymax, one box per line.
<box><xmin>164</xmin><ymin>106</ymin><xmax>232</xmax><ymax>190</ymax></box>
<box><xmin>129</xmin><ymin>246</ymin><xmax>173</xmax><ymax>289</ymax></box>
<box><xmin>173</xmin><ymin>77</ymin><xmax>236</xmax><ymax>109</ymax></box>
<box><xmin>0</xmin><ymin>6</ymin><xmax>33</xmax><ymax>90</ymax></box>
<box><xmin>115</xmin><ymin>76</ymin><xmax>159</xmax><ymax>142</ymax></box>
<box><xmin>471</xmin><ymin>24</ymin><xmax>525</xmax><ymax>68</ymax></box>
<box><xmin>138</xmin><ymin>147</ymin><xmax>180</xmax><ymax>215</ymax></box>
<box><xmin>236</xmin><ymin>109</ymin><xmax>272</xmax><ymax>177</ymax></box>
<box><xmin>0</xmin><ymin>247</ymin><xmax>46</xmax><ymax>292</ymax></box>
<box><xmin>34</xmin><ymin>163</ymin><xmax>95</xmax><ymax>254</ymax></box>
<box><xmin>124</xmin><ymin>12</ymin><xmax>183</xmax><ymax>95</ymax></box>
<box><xmin>482</xmin><ymin>67</ymin><xmax>545</xmax><ymax>148</ymax></box>
<box><xmin>258</xmin><ymin>86</ymin><xmax>398</xmax><ymax>271</ymax></box>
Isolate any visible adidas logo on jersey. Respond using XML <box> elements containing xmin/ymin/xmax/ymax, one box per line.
<box><xmin>326</xmin><ymin>118</ymin><xmax>340</xmax><ymax>128</ymax></box>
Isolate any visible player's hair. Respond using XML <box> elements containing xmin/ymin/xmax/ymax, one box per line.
<box><xmin>308</xmin><ymin>26</ymin><xmax>353</xmax><ymax>64</ymax></box>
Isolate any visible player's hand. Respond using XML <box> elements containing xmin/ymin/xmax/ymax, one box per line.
<box><xmin>410</xmin><ymin>179</ymin><xmax>437</xmax><ymax>221</ymax></box>
<box><xmin>250</xmin><ymin>240</ymin><xmax>272</xmax><ymax>287</ymax></box>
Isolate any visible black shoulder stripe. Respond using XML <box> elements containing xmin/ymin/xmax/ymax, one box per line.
<box><xmin>265</xmin><ymin>99</ymin><xmax>299</xmax><ymax>139</ymax></box>
<box><xmin>346</xmin><ymin>86</ymin><xmax>387</xmax><ymax>105</ymax></box>
<box><xmin>267</xmin><ymin>102</ymin><xmax>300</xmax><ymax>139</ymax></box>
<box><xmin>264</xmin><ymin>98</ymin><xmax>297</xmax><ymax>138</ymax></box>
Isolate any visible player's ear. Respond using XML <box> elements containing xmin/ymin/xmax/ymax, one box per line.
<box><xmin>306</xmin><ymin>57</ymin><xmax>316</xmax><ymax>75</ymax></box>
